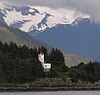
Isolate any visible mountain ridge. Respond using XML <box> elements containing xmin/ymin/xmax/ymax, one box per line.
<box><xmin>0</xmin><ymin>4</ymin><xmax>97</xmax><ymax>62</ymax></box>
<box><xmin>0</xmin><ymin>5</ymin><xmax>90</xmax><ymax>32</ymax></box>
<box><xmin>34</xmin><ymin>18</ymin><xmax>100</xmax><ymax>61</ymax></box>
<box><xmin>0</xmin><ymin>22</ymin><xmax>90</xmax><ymax>67</ymax></box>
<box><xmin>0</xmin><ymin>22</ymin><xmax>52</xmax><ymax>50</ymax></box>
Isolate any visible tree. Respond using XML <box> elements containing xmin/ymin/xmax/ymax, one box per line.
<box><xmin>48</xmin><ymin>48</ymin><xmax>65</xmax><ymax>66</ymax></box>
<box><xmin>0</xmin><ymin>64</ymin><xmax>6</xmax><ymax>83</ymax></box>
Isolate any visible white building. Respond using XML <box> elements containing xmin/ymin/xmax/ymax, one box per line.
<box><xmin>38</xmin><ymin>52</ymin><xmax>44</xmax><ymax>63</ymax></box>
<box><xmin>38</xmin><ymin>52</ymin><xmax>51</xmax><ymax>72</ymax></box>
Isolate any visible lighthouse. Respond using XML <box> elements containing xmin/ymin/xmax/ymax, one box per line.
<box><xmin>38</xmin><ymin>52</ymin><xmax>51</xmax><ymax>72</ymax></box>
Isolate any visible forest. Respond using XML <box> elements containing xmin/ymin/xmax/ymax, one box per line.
<box><xmin>0</xmin><ymin>41</ymin><xmax>100</xmax><ymax>85</ymax></box>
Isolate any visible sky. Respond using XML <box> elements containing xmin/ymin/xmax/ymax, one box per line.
<box><xmin>0</xmin><ymin>0</ymin><xmax>100</xmax><ymax>23</ymax></box>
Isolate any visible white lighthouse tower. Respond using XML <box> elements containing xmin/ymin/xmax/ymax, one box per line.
<box><xmin>38</xmin><ymin>52</ymin><xmax>51</xmax><ymax>72</ymax></box>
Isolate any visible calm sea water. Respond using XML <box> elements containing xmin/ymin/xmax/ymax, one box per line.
<box><xmin>0</xmin><ymin>91</ymin><xmax>99</xmax><ymax>95</ymax></box>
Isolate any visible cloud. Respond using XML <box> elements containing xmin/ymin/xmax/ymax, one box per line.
<box><xmin>0</xmin><ymin>0</ymin><xmax>64</xmax><ymax>7</ymax></box>
<box><xmin>0</xmin><ymin>0</ymin><xmax>100</xmax><ymax>23</ymax></box>
<box><xmin>63</xmin><ymin>0</ymin><xmax>100</xmax><ymax>23</ymax></box>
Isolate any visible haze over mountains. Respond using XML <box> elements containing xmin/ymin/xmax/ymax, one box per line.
<box><xmin>0</xmin><ymin>4</ymin><xmax>99</xmax><ymax>61</ymax></box>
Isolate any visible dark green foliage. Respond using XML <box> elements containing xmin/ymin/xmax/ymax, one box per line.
<box><xmin>48</xmin><ymin>48</ymin><xmax>65</xmax><ymax>66</ymax></box>
<box><xmin>38</xmin><ymin>46</ymin><xmax>48</xmax><ymax>55</ymax></box>
<box><xmin>0</xmin><ymin>41</ymin><xmax>45</xmax><ymax>83</ymax></box>
<box><xmin>0</xmin><ymin>41</ymin><xmax>100</xmax><ymax>84</ymax></box>
<box><xmin>2</xmin><ymin>58</ymin><xmax>43</xmax><ymax>83</ymax></box>
<box><xmin>47</xmin><ymin>68</ymin><xmax>58</xmax><ymax>78</ymax></box>
<box><xmin>48</xmin><ymin>48</ymin><xmax>67</xmax><ymax>75</ymax></box>
<box><xmin>68</xmin><ymin>62</ymin><xmax>100</xmax><ymax>83</ymax></box>
<box><xmin>0</xmin><ymin>64</ymin><xmax>6</xmax><ymax>83</ymax></box>
<box><xmin>0</xmin><ymin>41</ymin><xmax>66</xmax><ymax>84</ymax></box>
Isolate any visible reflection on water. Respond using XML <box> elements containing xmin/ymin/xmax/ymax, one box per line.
<box><xmin>0</xmin><ymin>91</ymin><xmax>100</xmax><ymax>95</ymax></box>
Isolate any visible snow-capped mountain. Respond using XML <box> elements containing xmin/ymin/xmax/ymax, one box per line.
<box><xmin>0</xmin><ymin>5</ymin><xmax>90</xmax><ymax>33</ymax></box>
<box><xmin>0</xmin><ymin>4</ymin><xmax>100</xmax><ymax>61</ymax></box>
<box><xmin>34</xmin><ymin>18</ymin><xmax>100</xmax><ymax>61</ymax></box>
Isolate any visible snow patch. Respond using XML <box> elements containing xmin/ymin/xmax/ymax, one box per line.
<box><xmin>29</xmin><ymin>9</ymin><xmax>35</xmax><ymax>13</ymax></box>
<box><xmin>1</xmin><ymin>5</ymin><xmax>90</xmax><ymax>32</ymax></box>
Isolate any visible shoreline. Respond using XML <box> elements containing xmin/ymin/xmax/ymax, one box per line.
<box><xmin>0</xmin><ymin>86</ymin><xmax>100</xmax><ymax>92</ymax></box>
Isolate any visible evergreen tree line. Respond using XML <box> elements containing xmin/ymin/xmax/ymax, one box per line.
<box><xmin>0</xmin><ymin>41</ymin><xmax>100</xmax><ymax>84</ymax></box>
<box><xmin>0</xmin><ymin>41</ymin><xmax>65</xmax><ymax>84</ymax></box>
<box><xmin>68</xmin><ymin>62</ymin><xmax>100</xmax><ymax>83</ymax></box>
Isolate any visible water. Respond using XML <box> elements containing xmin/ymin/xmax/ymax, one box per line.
<box><xmin>0</xmin><ymin>91</ymin><xmax>99</xmax><ymax>95</ymax></box>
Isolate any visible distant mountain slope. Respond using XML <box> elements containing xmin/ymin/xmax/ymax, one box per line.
<box><xmin>0</xmin><ymin>23</ymin><xmax>51</xmax><ymax>49</ymax></box>
<box><xmin>34</xmin><ymin>18</ymin><xmax>100</xmax><ymax>61</ymax></box>
<box><xmin>64</xmin><ymin>53</ymin><xmax>90</xmax><ymax>67</ymax></box>
<box><xmin>0</xmin><ymin>23</ymin><xmax>91</xmax><ymax>67</ymax></box>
